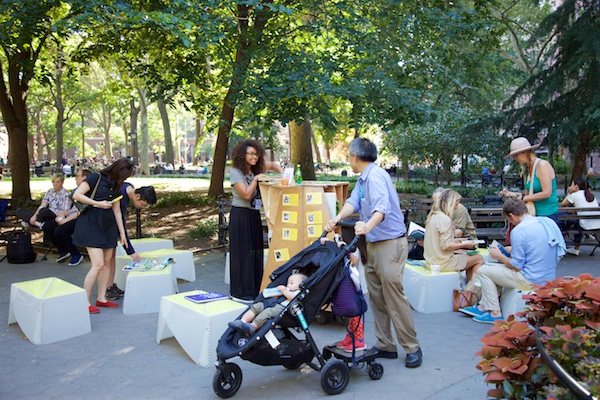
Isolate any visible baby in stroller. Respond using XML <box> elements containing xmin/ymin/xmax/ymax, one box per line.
<box><xmin>228</xmin><ymin>273</ymin><xmax>308</xmax><ymax>337</ymax></box>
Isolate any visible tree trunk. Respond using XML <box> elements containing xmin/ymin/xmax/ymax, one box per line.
<box><xmin>311</xmin><ymin>128</ymin><xmax>322</xmax><ymax>164</ymax></box>
<box><xmin>157</xmin><ymin>98</ymin><xmax>174</xmax><ymax>165</ymax></box>
<box><xmin>102</xmin><ymin>103</ymin><xmax>112</xmax><ymax>160</ymax></box>
<box><xmin>289</xmin><ymin>116</ymin><xmax>316</xmax><ymax>181</ymax></box>
<box><xmin>193</xmin><ymin>111</ymin><xmax>203</xmax><ymax>166</ymax></box>
<box><xmin>0</xmin><ymin>65</ymin><xmax>31</xmax><ymax>201</ymax></box>
<box><xmin>129</xmin><ymin>98</ymin><xmax>139</xmax><ymax>161</ymax></box>
<box><xmin>80</xmin><ymin>111</ymin><xmax>86</xmax><ymax>159</ymax></box>
<box><xmin>570</xmin><ymin>130</ymin><xmax>592</xmax><ymax>182</ymax></box>
<box><xmin>53</xmin><ymin>52</ymin><xmax>65</xmax><ymax>163</ymax></box>
<box><xmin>138</xmin><ymin>87</ymin><xmax>150</xmax><ymax>175</ymax></box>
<box><xmin>208</xmin><ymin>3</ymin><xmax>272</xmax><ymax>198</ymax></box>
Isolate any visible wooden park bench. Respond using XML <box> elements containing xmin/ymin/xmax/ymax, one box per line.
<box><xmin>470</xmin><ymin>205</ymin><xmax>600</xmax><ymax>255</ymax></box>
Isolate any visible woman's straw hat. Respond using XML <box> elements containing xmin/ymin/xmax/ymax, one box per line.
<box><xmin>504</xmin><ymin>137</ymin><xmax>541</xmax><ymax>159</ymax></box>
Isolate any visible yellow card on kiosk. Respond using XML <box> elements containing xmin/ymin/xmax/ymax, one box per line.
<box><xmin>112</xmin><ymin>195</ymin><xmax>123</xmax><ymax>203</ymax></box>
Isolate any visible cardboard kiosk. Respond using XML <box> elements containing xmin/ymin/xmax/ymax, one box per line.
<box><xmin>258</xmin><ymin>180</ymin><xmax>348</xmax><ymax>290</ymax></box>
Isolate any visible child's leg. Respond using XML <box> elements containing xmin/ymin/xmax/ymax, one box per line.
<box><xmin>241</xmin><ymin>309</ymin><xmax>256</xmax><ymax>323</ymax></box>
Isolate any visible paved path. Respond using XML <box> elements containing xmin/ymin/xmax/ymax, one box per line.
<box><xmin>0</xmin><ymin>246</ymin><xmax>598</xmax><ymax>400</ymax></box>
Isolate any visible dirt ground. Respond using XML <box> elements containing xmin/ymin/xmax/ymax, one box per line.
<box><xmin>139</xmin><ymin>200</ymin><xmax>222</xmax><ymax>252</ymax></box>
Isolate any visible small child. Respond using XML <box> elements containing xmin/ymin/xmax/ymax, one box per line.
<box><xmin>335</xmin><ymin>247</ymin><xmax>366</xmax><ymax>352</ymax></box>
<box><xmin>322</xmin><ymin>235</ymin><xmax>367</xmax><ymax>353</ymax></box>
<box><xmin>228</xmin><ymin>273</ymin><xmax>308</xmax><ymax>337</ymax></box>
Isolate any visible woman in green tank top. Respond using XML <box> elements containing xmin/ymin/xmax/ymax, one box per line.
<box><xmin>498</xmin><ymin>137</ymin><xmax>559</xmax><ymax>223</ymax></box>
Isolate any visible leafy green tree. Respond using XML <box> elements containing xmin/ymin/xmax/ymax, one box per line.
<box><xmin>500</xmin><ymin>0</ymin><xmax>600</xmax><ymax>180</ymax></box>
<box><xmin>0</xmin><ymin>0</ymin><xmax>69</xmax><ymax>200</ymax></box>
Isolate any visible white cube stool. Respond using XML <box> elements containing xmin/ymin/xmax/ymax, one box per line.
<box><xmin>8</xmin><ymin>277</ymin><xmax>91</xmax><ymax>344</ymax></box>
<box><xmin>116</xmin><ymin>237</ymin><xmax>174</xmax><ymax>256</ymax></box>
<box><xmin>123</xmin><ymin>265</ymin><xmax>178</xmax><ymax>315</ymax></box>
<box><xmin>403</xmin><ymin>264</ymin><xmax>460</xmax><ymax>313</ymax></box>
<box><xmin>140</xmin><ymin>249</ymin><xmax>196</xmax><ymax>282</ymax></box>
<box><xmin>500</xmin><ymin>287</ymin><xmax>532</xmax><ymax>319</ymax></box>
<box><xmin>116</xmin><ymin>248</ymin><xmax>196</xmax><ymax>290</ymax></box>
<box><xmin>156</xmin><ymin>291</ymin><xmax>247</xmax><ymax>366</ymax></box>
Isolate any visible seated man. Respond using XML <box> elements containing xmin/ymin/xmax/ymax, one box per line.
<box><xmin>459</xmin><ymin>199</ymin><xmax>565</xmax><ymax>324</ymax></box>
<box><xmin>53</xmin><ymin>168</ymin><xmax>94</xmax><ymax>266</ymax></box>
<box><xmin>17</xmin><ymin>173</ymin><xmax>74</xmax><ymax>262</ymax></box>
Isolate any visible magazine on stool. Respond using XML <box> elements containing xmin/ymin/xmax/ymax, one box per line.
<box><xmin>184</xmin><ymin>292</ymin><xmax>230</xmax><ymax>304</ymax></box>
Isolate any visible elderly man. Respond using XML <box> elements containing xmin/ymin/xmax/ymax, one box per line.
<box><xmin>325</xmin><ymin>138</ymin><xmax>422</xmax><ymax>368</ymax></box>
<box><xmin>459</xmin><ymin>199</ymin><xmax>565</xmax><ymax>323</ymax></box>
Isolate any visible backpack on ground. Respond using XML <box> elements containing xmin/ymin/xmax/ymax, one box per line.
<box><xmin>7</xmin><ymin>231</ymin><xmax>37</xmax><ymax>264</ymax></box>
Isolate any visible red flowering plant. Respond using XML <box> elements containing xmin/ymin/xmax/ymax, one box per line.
<box><xmin>476</xmin><ymin>274</ymin><xmax>600</xmax><ymax>399</ymax></box>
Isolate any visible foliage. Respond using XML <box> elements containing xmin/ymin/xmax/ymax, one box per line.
<box><xmin>476</xmin><ymin>274</ymin><xmax>600</xmax><ymax>399</ymax></box>
<box><xmin>189</xmin><ymin>216</ymin><xmax>218</xmax><ymax>240</ymax></box>
<box><xmin>154</xmin><ymin>192</ymin><xmax>215</xmax><ymax>209</ymax></box>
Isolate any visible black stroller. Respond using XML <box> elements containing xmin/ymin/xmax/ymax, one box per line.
<box><xmin>213</xmin><ymin>233</ymin><xmax>383</xmax><ymax>398</ymax></box>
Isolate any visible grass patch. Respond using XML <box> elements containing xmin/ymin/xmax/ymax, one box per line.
<box><xmin>154</xmin><ymin>192</ymin><xmax>216</xmax><ymax>208</ymax></box>
<box><xmin>188</xmin><ymin>216</ymin><xmax>219</xmax><ymax>239</ymax></box>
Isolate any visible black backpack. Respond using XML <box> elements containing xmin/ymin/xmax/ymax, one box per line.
<box><xmin>7</xmin><ymin>231</ymin><xmax>37</xmax><ymax>264</ymax></box>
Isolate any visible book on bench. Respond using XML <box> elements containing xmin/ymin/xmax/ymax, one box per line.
<box><xmin>184</xmin><ymin>292</ymin><xmax>230</xmax><ymax>304</ymax></box>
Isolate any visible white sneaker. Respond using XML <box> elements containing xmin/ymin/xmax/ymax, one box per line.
<box><xmin>21</xmin><ymin>221</ymin><xmax>30</xmax><ymax>228</ymax></box>
<box><xmin>565</xmin><ymin>247</ymin><xmax>580</xmax><ymax>256</ymax></box>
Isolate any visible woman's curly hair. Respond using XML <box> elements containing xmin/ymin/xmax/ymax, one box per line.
<box><xmin>231</xmin><ymin>139</ymin><xmax>266</xmax><ymax>175</ymax></box>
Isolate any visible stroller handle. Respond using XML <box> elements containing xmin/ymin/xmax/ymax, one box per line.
<box><xmin>333</xmin><ymin>219</ymin><xmax>362</xmax><ymax>253</ymax></box>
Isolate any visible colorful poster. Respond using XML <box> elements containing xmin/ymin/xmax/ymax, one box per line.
<box><xmin>282</xmin><ymin>228</ymin><xmax>298</xmax><ymax>241</ymax></box>
<box><xmin>282</xmin><ymin>194</ymin><xmax>299</xmax><ymax>207</ymax></box>
<box><xmin>306</xmin><ymin>211</ymin><xmax>323</xmax><ymax>225</ymax></box>
<box><xmin>274</xmin><ymin>248</ymin><xmax>291</xmax><ymax>262</ymax></box>
<box><xmin>307</xmin><ymin>225</ymin><xmax>322</xmax><ymax>238</ymax></box>
<box><xmin>281</xmin><ymin>211</ymin><xmax>298</xmax><ymax>224</ymax></box>
<box><xmin>305</xmin><ymin>192</ymin><xmax>322</xmax><ymax>205</ymax></box>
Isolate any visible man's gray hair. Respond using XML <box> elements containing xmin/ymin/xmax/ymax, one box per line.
<box><xmin>348</xmin><ymin>138</ymin><xmax>377</xmax><ymax>162</ymax></box>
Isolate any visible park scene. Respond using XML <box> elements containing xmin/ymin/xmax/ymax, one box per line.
<box><xmin>0</xmin><ymin>1</ymin><xmax>599</xmax><ymax>399</ymax></box>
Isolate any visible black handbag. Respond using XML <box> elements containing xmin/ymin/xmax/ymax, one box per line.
<box><xmin>73</xmin><ymin>173</ymin><xmax>100</xmax><ymax>214</ymax></box>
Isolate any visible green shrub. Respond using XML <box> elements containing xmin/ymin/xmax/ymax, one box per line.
<box><xmin>476</xmin><ymin>274</ymin><xmax>600</xmax><ymax>399</ymax></box>
<box><xmin>189</xmin><ymin>216</ymin><xmax>219</xmax><ymax>239</ymax></box>
<box><xmin>154</xmin><ymin>192</ymin><xmax>216</xmax><ymax>208</ymax></box>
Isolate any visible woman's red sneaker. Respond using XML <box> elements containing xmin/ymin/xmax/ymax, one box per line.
<box><xmin>96</xmin><ymin>300</ymin><xmax>118</xmax><ymax>308</ymax></box>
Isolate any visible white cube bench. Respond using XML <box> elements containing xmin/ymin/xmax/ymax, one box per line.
<box><xmin>403</xmin><ymin>264</ymin><xmax>460</xmax><ymax>313</ymax></box>
<box><xmin>116</xmin><ymin>237</ymin><xmax>174</xmax><ymax>256</ymax></box>
<box><xmin>156</xmin><ymin>291</ymin><xmax>247</xmax><ymax>366</ymax></box>
<box><xmin>122</xmin><ymin>265</ymin><xmax>178</xmax><ymax>315</ymax></box>
<box><xmin>500</xmin><ymin>287</ymin><xmax>532</xmax><ymax>319</ymax></box>
<box><xmin>116</xmin><ymin>248</ymin><xmax>196</xmax><ymax>290</ymax></box>
<box><xmin>8</xmin><ymin>277</ymin><xmax>91</xmax><ymax>344</ymax></box>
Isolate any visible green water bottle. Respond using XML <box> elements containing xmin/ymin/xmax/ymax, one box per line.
<box><xmin>294</xmin><ymin>164</ymin><xmax>302</xmax><ymax>185</ymax></box>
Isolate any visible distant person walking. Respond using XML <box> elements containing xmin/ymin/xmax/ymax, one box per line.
<box><xmin>229</xmin><ymin>139</ymin><xmax>283</xmax><ymax>302</ymax></box>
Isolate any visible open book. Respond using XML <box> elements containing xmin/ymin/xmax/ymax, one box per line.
<box><xmin>184</xmin><ymin>292</ymin><xmax>229</xmax><ymax>304</ymax></box>
<box><xmin>491</xmin><ymin>240</ymin><xmax>511</xmax><ymax>257</ymax></box>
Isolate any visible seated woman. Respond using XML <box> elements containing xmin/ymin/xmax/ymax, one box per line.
<box><xmin>559</xmin><ymin>178</ymin><xmax>600</xmax><ymax>256</ymax></box>
<box><xmin>424</xmin><ymin>189</ymin><xmax>483</xmax><ymax>285</ymax></box>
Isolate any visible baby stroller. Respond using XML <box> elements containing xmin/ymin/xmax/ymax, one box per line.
<box><xmin>213</xmin><ymin>232</ymin><xmax>383</xmax><ymax>398</ymax></box>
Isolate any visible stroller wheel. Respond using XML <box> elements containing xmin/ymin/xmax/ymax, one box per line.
<box><xmin>367</xmin><ymin>362</ymin><xmax>384</xmax><ymax>380</ymax></box>
<box><xmin>213</xmin><ymin>362</ymin><xmax>243</xmax><ymax>398</ymax></box>
<box><xmin>321</xmin><ymin>360</ymin><xmax>350</xmax><ymax>395</ymax></box>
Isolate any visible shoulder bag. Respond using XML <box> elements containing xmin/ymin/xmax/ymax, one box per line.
<box><xmin>72</xmin><ymin>173</ymin><xmax>101</xmax><ymax>215</ymax></box>
<box><xmin>525</xmin><ymin>158</ymin><xmax>540</xmax><ymax>216</ymax></box>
